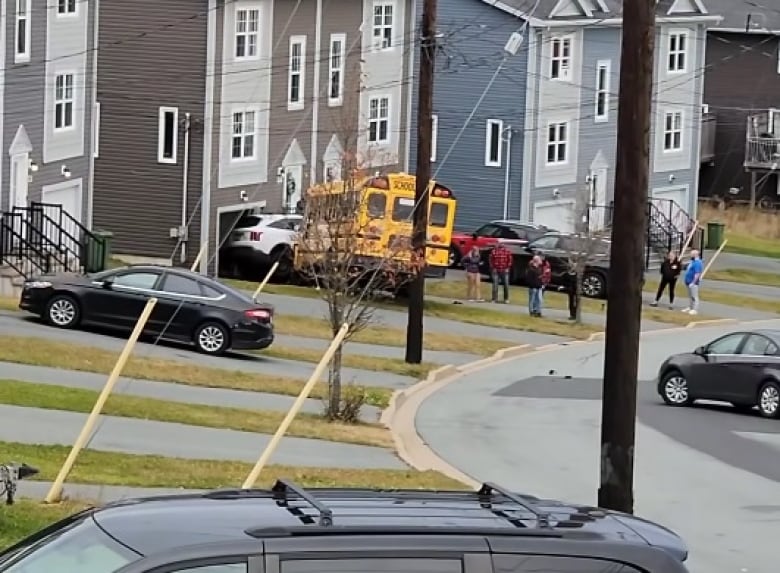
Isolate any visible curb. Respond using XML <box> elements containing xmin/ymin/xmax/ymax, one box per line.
<box><xmin>383</xmin><ymin>316</ymin><xmax>776</xmax><ymax>487</ymax></box>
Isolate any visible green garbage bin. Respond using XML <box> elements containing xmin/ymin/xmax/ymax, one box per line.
<box><xmin>82</xmin><ymin>231</ymin><xmax>114</xmax><ymax>273</ymax></box>
<box><xmin>706</xmin><ymin>221</ymin><xmax>725</xmax><ymax>249</ymax></box>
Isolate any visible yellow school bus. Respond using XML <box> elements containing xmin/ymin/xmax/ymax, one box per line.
<box><xmin>294</xmin><ymin>172</ymin><xmax>457</xmax><ymax>283</ymax></box>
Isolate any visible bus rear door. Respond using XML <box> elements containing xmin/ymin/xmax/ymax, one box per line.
<box><xmin>426</xmin><ymin>192</ymin><xmax>456</xmax><ymax>272</ymax></box>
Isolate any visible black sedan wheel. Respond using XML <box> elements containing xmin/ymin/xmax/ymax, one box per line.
<box><xmin>581</xmin><ymin>272</ymin><xmax>606</xmax><ymax>298</ymax></box>
<box><xmin>45</xmin><ymin>295</ymin><xmax>80</xmax><ymax>329</ymax></box>
<box><xmin>757</xmin><ymin>381</ymin><xmax>780</xmax><ymax>419</ymax></box>
<box><xmin>660</xmin><ymin>370</ymin><xmax>692</xmax><ymax>406</ymax></box>
<box><xmin>195</xmin><ymin>322</ymin><xmax>229</xmax><ymax>355</ymax></box>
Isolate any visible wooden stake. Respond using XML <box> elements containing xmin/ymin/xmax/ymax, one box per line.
<box><xmin>252</xmin><ymin>261</ymin><xmax>279</xmax><ymax>300</ymax></box>
<box><xmin>190</xmin><ymin>243</ymin><xmax>208</xmax><ymax>272</ymax></box>
<box><xmin>701</xmin><ymin>239</ymin><xmax>728</xmax><ymax>280</ymax></box>
<box><xmin>678</xmin><ymin>219</ymin><xmax>699</xmax><ymax>259</ymax></box>
<box><xmin>45</xmin><ymin>298</ymin><xmax>158</xmax><ymax>503</ymax></box>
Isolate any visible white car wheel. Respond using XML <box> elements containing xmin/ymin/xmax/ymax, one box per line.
<box><xmin>662</xmin><ymin>372</ymin><xmax>691</xmax><ymax>406</ymax></box>
<box><xmin>195</xmin><ymin>323</ymin><xmax>229</xmax><ymax>355</ymax></box>
<box><xmin>46</xmin><ymin>296</ymin><xmax>79</xmax><ymax>329</ymax></box>
<box><xmin>758</xmin><ymin>382</ymin><xmax>780</xmax><ymax>418</ymax></box>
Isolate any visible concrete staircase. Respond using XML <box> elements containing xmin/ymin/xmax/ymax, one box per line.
<box><xmin>0</xmin><ymin>264</ymin><xmax>24</xmax><ymax>299</ymax></box>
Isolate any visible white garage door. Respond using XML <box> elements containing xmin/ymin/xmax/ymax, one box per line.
<box><xmin>651</xmin><ymin>187</ymin><xmax>689</xmax><ymax>232</ymax></box>
<box><xmin>533</xmin><ymin>200</ymin><xmax>576</xmax><ymax>233</ymax></box>
<box><xmin>41</xmin><ymin>181</ymin><xmax>83</xmax><ymax>255</ymax></box>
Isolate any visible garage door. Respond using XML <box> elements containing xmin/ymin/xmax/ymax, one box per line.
<box><xmin>651</xmin><ymin>187</ymin><xmax>689</xmax><ymax>232</ymax></box>
<box><xmin>533</xmin><ymin>200</ymin><xmax>576</xmax><ymax>233</ymax></box>
<box><xmin>41</xmin><ymin>181</ymin><xmax>83</xmax><ymax>255</ymax></box>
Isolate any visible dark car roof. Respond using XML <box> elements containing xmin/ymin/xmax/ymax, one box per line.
<box><xmin>89</xmin><ymin>482</ymin><xmax>687</xmax><ymax>562</ymax></box>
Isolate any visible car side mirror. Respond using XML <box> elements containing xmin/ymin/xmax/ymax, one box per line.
<box><xmin>694</xmin><ymin>346</ymin><xmax>706</xmax><ymax>356</ymax></box>
<box><xmin>101</xmin><ymin>278</ymin><xmax>114</xmax><ymax>289</ymax></box>
<box><xmin>524</xmin><ymin>245</ymin><xmax>533</xmax><ymax>253</ymax></box>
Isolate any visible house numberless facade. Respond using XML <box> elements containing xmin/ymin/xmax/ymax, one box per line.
<box><xmin>1</xmin><ymin>0</ymin><xmax>98</xmax><ymax>223</ymax></box>
<box><xmin>410</xmin><ymin>0</ymin><xmax>720</xmax><ymax>232</ymax></box>
<box><xmin>93</xmin><ymin>0</ymin><xmax>415</xmax><ymax>273</ymax></box>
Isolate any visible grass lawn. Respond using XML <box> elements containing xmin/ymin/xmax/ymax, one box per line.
<box><xmin>0</xmin><ymin>380</ymin><xmax>392</xmax><ymax>448</ymax></box>
<box><xmin>0</xmin><ymin>336</ymin><xmax>393</xmax><ymax>408</ymax></box>
<box><xmin>704</xmin><ymin>268</ymin><xmax>780</xmax><ymax>289</ymax></box>
<box><xmin>1</xmin><ymin>440</ymin><xmax>467</xmax><ymax>491</ymax></box>
<box><xmin>0</xmin><ymin>500</ymin><xmax>90</xmax><ymax>549</ymax></box>
<box><xmin>697</xmin><ymin>204</ymin><xmax>780</xmax><ymax>259</ymax></box>
<box><xmin>723</xmin><ymin>234</ymin><xmax>780</xmax><ymax>259</ymax></box>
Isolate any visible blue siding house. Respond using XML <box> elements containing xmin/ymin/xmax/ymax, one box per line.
<box><xmin>410</xmin><ymin>0</ymin><xmax>720</xmax><ymax>234</ymax></box>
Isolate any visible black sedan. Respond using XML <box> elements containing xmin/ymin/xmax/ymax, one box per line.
<box><xmin>18</xmin><ymin>265</ymin><xmax>274</xmax><ymax>356</ymax></box>
<box><xmin>657</xmin><ymin>329</ymin><xmax>780</xmax><ymax>418</ymax></box>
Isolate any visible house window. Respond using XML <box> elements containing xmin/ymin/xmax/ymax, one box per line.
<box><xmin>550</xmin><ymin>36</ymin><xmax>572</xmax><ymax>80</ymax></box>
<box><xmin>431</xmin><ymin>114</ymin><xmax>438</xmax><ymax>162</ymax></box>
<box><xmin>15</xmin><ymin>0</ymin><xmax>31</xmax><ymax>62</ymax></box>
<box><xmin>231</xmin><ymin>110</ymin><xmax>256</xmax><ymax>159</ymax></box>
<box><xmin>546</xmin><ymin>121</ymin><xmax>568</xmax><ymax>165</ymax></box>
<box><xmin>57</xmin><ymin>0</ymin><xmax>76</xmax><ymax>15</ymax></box>
<box><xmin>668</xmin><ymin>31</ymin><xmax>687</xmax><ymax>72</ymax></box>
<box><xmin>368</xmin><ymin>96</ymin><xmax>390</xmax><ymax>144</ymax></box>
<box><xmin>235</xmin><ymin>8</ymin><xmax>260</xmax><ymax>59</ymax></box>
<box><xmin>372</xmin><ymin>1</ymin><xmax>394</xmax><ymax>49</ymax></box>
<box><xmin>484</xmin><ymin>119</ymin><xmax>502</xmax><ymax>167</ymax></box>
<box><xmin>663</xmin><ymin>111</ymin><xmax>683</xmax><ymax>151</ymax></box>
<box><xmin>288</xmin><ymin>35</ymin><xmax>306</xmax><ymax>110</ymax></box>
<box><xmin>54</xmin><ymin>73</ymin><xmax>74</xmax><ymax>130</ymax></box>
<box><xmin>328</xmin><ymin>33</ymin><xmax>346</xmax><ymax>106</ymax></box>
<box><xmin>595</xmin><ymin>60</ymin><xmax>610</xmax><ymax>121</ymax></box>
<box><xmin>157</xmin><ymin>107</ymin><xmax>178</xmax><ymax>164</ymax></box>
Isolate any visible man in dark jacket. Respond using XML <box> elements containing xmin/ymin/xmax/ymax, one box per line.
<box><xmin>650</xmin><ymin>250</ymin><xmax>681</xmax><ymax>309</ymax></box>
<box><xmin>559</xmin><ymin>268</ymin><xmax>578</xmax><ymax>321</ymax></box>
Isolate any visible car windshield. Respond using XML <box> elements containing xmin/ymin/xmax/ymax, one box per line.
<box><xmin>0</xmin><ymin>516</ymin><xmax>139</xmax><ymax>573</ymax></box>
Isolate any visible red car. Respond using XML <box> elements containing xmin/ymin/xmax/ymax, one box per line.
<box><xmin>449</xmin><ymin>220</ymin><xmax>553</xmax><ymax>267</ymax></box>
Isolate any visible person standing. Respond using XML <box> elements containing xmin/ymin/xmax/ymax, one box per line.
<box><xmin>650</xmin><ymin>250</ymin><xmax>681</xmax><ymax>309</ymax></box>
<box><xmin>559</xmin><ymin>267</ymin><xmax>578</xmax><ymax>321</ymax></box>
<box><xmin>525</xmin><ymin>256</ymin><xmax>543</xmax><ymax>317</ymax></box>
<box><xmin>462</xmin><ymin>246</ymin><xmax>484</xmax><ymax>302</ymax></box>
<box><xmin>489</xmin><ymin>243</ymin><xmax>513</xmax><ymax>303</ymax></box>
<box><xmin>682</xmin><ymin>249</ymin><xmax>704</xmax><ymax>315</ymax></box>
<box><xmin>540</xmin><ymin>254</ymin><xmax>552</xmax><ymax>304</ymax></box>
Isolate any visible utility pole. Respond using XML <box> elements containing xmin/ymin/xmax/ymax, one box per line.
<box><xmin>405</xmin><ymin>0</ymin><xmax>437</xmax><ymax>364</ymax></box>
<box><xmin>598</xmin><ymin>0</ymin><xmax>656</xmax><ymax>513</ymax></box>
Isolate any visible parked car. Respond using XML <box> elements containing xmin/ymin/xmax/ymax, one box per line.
<box><xmin>657</xmin><ymin>329</ymin><xmax>780</xmax><ymax>418</ymax></box>
<box><xmin>0</xmin><ymin>480</ymin><xmax>690</xmax><ymax>573</ymax></box>
<box><xmin>479</xmin><ymin>232</ymin><xmax>612</xmax><ymax>299</ymax></box>
<box><xmin>449</xmin><ymin>220</ymin><xmax>552</xmax><ymax>267</ymax></box>
<box><xmin>18</xmin><ymin>265</ymin><xmax>274</xmax><ymax>355</ymax></box>
<box><xmin>221</xmin><ymin>213</ymin><xmax>302</xmax><ymax>280</ymax></box>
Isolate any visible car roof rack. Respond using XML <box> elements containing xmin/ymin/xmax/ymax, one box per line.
<box><xmin>478</xmin><ymin>482</ymin><xmax>551</xmax><ymax>529</ymax></box>
<box><xmin>272</xmin><ymin>479</ymin><xmax>334</xmax><ymax>526</ymax></box>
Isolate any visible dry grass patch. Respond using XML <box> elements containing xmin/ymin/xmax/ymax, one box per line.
<box><xmin>0</xmin><ymin>335</ymin><xmax>393</xmax><ymax>408</ymax></box>
<box><xmin>0</xmin><ymin>296</ymin><xmax>17</xmax><ymax>312</ymax></box>
<box><xmin>1</xmin><ymin>441</ymin><xmax>467</xmax><ymax>491</ymax></box>
<box><xmin>697</xmin><ymin>203</ymin><xmax>780</xmax><ymax>259</ymax></box>
<box><xmin>0</xmin><ymin>380</ymin><xmax>391</xmax><ymax>448</ymax></box>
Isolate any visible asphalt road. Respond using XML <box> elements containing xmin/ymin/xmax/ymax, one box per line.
<box><xmin>416</xmin><ymin>319</ymin><xmax>780</xmax><ymax>573</ymax></box>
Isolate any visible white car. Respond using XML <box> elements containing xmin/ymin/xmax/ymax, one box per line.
<box><xmin>222</xmin><ymin>213</ymin><xmax>302</xmax><ymax>280</ymax></box>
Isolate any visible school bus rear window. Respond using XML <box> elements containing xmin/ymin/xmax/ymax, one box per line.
<box><xmin>429</xmin><ymin>203</ymin><xmax>448</xmax><ymax>227</ymax></box>
<box><xmin>392</xmin><ymin>197</ymin><xmax>415</xmax><ymax>221</ymax></box>
<box><xmin>367</xmin><ymin>193</ymin><xmax>386</xmax><ymax>218</ymax></box>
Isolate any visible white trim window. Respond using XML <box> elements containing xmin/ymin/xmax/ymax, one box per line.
<box><xmin>485</xmin><ymin>119</ymin><xmax>503</xmax><ymax>167</ymax></box>
<box><xmin>431</xmin><ymin>114</ymin><xmax>438</xmax><ymax>162</ymax></box>
<box><xmin>231</xmin><ymin>109</ymin><xmax>257</xmax><ymax>160</ymax></box>
<box><xmin>368</xmin><ymin>96</ymin><xmax>390</xmax><ymax>144</ymax></box>
<box><xmin>595</xmin><ymin>60</ymin><xmax>610</xmax><ymax>122</ymax></box>
<box><xmin>546</xmin><ymin>121</ymin><xmax>568</xmax><ymax>165</ymax></box>
<box><xmin>93</xmin><ymin>101</ymin><xmax>101</xmax><ymax>158</ymax></box>
<box><xmin>663</xmin><ymin>111</ymin><xmax>683</xmax><ymax>152</ymax></box>
<box><xmin>667</xmin><ymin>31</ymin><xmax>687</xmax><ymax>73</ymax></box>
<box><xmin>328</xmin><ymin>33</ymin><xmax>346</xmax><ymax>106</ymax></box>
<box><xmin>54</xmin><ymin>73</ymin><xmax>75</xmax><ymax>131</ymax></box>
<box><xmin>15</xmin><ymin>0</ymin><xmax>31</xmax><ymax>63</ymax></box>
<box><xmin>372</xmin><ymin>1</ymin><xmax>394</xmax><ymax>50</ymax></box>
<box><xmin>157</xmin><ymin>107</ymin><xmax>178</xmax><ymax>164</ymax></box>
<box><xmin>550</xmin><ymin>36</ymin><xmax>572</xmax><ymax>81</ymax></box>
<box><xmin>57</xmin><ymin>0</ymin><xmax>76</xmax><ymax>15</ymax></box>
<box><xmin>288</xmin><ymin>35</ymin><xmax>306</xmax><ymax>110</ymax></box>
<box><xmin>235</xmin><ymin>7</ymin><xmax>260</xmax><ymax>60</ymax></box>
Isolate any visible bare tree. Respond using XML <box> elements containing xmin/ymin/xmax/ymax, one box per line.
<box><xmin>294</xmin><ymin>141</ymin><xmax>422</xmax><ymax>421</ymax></box>
<box><xmin>560</xmin><ymin>184</ymin><xmax>612</xmax><ymax>323</ymax></box>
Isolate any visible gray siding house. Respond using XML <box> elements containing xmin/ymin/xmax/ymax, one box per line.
<box><xmin>410</xmin><ymin>0</ymin><xmax>719</xmax><ymax>234</ymax></box>
<box><xmin>93</xmin><ymin>0</ymin><xmax>415</xmax><ymax>273</ymax></box>
<box><xmin>1</xmin><ymin>0</ymin><xmax>98</xmax><ymax>222</ymax></box>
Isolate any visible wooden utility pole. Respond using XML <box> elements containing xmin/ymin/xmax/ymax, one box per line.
<box><xmin>598</xmin><ymin>0</ymin><xmax>656</xmax><ymax>513</ymax></box>
<box><xmin>405</xmin><ymin>0</ymin><xmax>437</xmax><ymax>364</ymax></box>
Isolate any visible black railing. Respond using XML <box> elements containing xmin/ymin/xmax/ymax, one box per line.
<box><xmin>644</xmin><ymin>198</ymin><xmax>703</xmax><ymax>269</ymax></box>
<box><xmin>0</xmin><ymin>203</ymin><xmax>107</xmax><ymax>280</ymax></box>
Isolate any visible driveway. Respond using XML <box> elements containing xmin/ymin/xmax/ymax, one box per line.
<box><xmin>415</xmin><ymin>319</ymin><xmax>780</xmax><ymax>573</ymax></box>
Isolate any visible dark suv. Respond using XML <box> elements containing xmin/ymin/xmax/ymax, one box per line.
<box><xmin>0</xmin><ymin>480</ymin><xmax>689</xmax><ymax>573</ymax></box>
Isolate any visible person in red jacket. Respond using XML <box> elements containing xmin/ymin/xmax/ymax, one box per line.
<box><xmin>489</xmin><ymin>242</ymin><xmax>513</xmax><ymax>303</ymax></box>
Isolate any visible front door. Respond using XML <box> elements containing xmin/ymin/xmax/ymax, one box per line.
<box><xmin>589</xmin><ymin>168</ymin><xmax>607</xmax><ymax>231</ymax></box>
